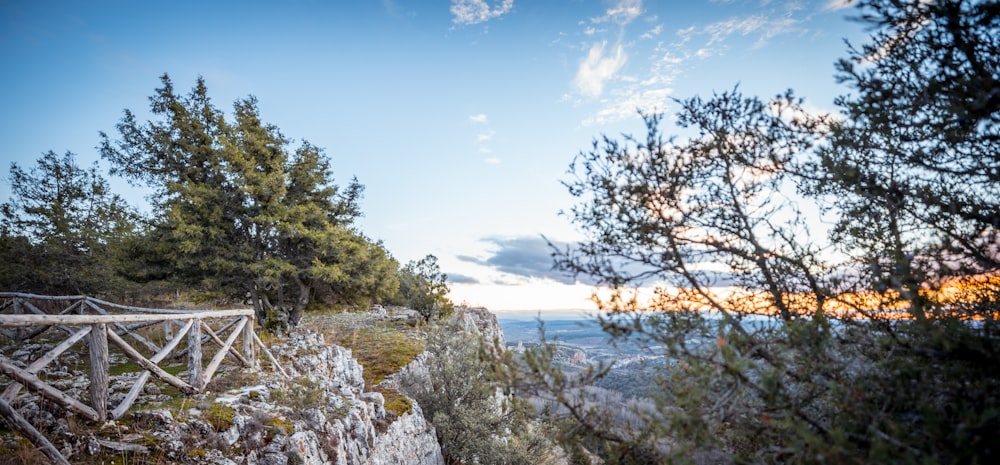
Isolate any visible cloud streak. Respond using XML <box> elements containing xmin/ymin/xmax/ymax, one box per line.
<box><xmin>459</xmin><ymin>236</ymin><xmax>586</xmax><ymax>285</ymax></box>
<box><xmin>468</xmin><ymin>112</ymin><xmax>499</xmax><ymax>162</ymax></box>
<box><xmin>571</xmin><ymin>0</ymin><xmax>823</xmax><ymax>126</ymax></box>
<box><xmin>574</xmin><ymin>41</ymin><xmax>628</xmax><ymax>98</ymax></box>
<box><xmin>451</xmin><ymin>0</ymin><xmax>514</xmax><ymax>25</ymax></box>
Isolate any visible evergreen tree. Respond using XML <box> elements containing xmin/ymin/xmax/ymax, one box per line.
<box><xmin>100</xmin><ymin>74</ymin><xmax>397</xmax><ymax>327</ymax></box>
<box><xmin>0</xmin><ymin>151</ymin><xmax>137</xmax><ymax>294</ymax></box>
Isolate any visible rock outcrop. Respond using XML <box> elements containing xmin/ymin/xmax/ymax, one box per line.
<box><xmin>454</xmin><ymin>306</ymin><xmax>506</xmax><ymax>347</ymax></box>
<box><xmin>3</xmin><ymin>330</ymin><xmax>444</xmax><ymax>465</ymax></box>
<box><xmin>1</xmin><ymin>306</ymin><xmax>518</xmax><ymax>464</ymax></box>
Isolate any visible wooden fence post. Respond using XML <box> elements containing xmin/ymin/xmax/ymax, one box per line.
<box><xmin>88</xmin><ymin>323</ymin><xmax>109</xmax><ymax>421</ymax></box>
<box><xmin>188</xmin><ymin>319</ymin><xmax>202</xmax><ymax>391</ymax></box>
<box><xmin>243</xmin><ymin>316</ymin><xmax>255</xmax><ymax>366</ymax></box>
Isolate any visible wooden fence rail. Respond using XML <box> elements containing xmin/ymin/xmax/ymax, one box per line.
<box><xmin>0</xmin><ymin>293</ymin><xmax>285</xmax><ymax>465</ymax></box>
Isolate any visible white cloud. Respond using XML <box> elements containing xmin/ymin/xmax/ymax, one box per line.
<box><xmin>469</xmin><ymin>113</ymin><xmax>496</xmax><ymax>154</ymax></box>
<box><xmin>574</xmin><ymin>41</ymin><xmax>628</xmax><ymax>98</ymax></box>
<box><xmin>483</xmin><ymin>157</ymin><xmax>502</xmax><ymax>164</ymax></box>
<box><xmin>451</xmin><ymin>0</ymin><xmax>514</xmax><ymax>26</ymax></box>
<box><xmin>477</xmin><ymin>130</ymin><xmax>496</xmax><ymax>142</ymax></box>
<box><xmin>593</xmin><ymin>0</ymin><xmax>643</xmax><ymax>26</ymax></box>
<box><xmin>579</xmin><ymin>42</ymin><xmax>681</xmax><ymax>126</ymax></box>
<box><xmin>640</xmin><ymin>24</ymin><xmax>663</xmax><ymax>39</ymax></box>
<box><xmin>823</xmin><ymin>0</ymin><xmax>854</xmax><ymax>11</ymax></box>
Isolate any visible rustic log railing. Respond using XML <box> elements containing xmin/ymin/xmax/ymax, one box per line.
<box><xmin>0</xmin><ymin>293</ymin><xmax>285</xmax><ymax>465</ymax></box>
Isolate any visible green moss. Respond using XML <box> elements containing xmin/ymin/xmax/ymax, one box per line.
<box><xmin>328</xmin><ymin>325</ymin><xmax>424</xmax><ymax>388</ymax></box>
<box><xmin>381</xmin><ymin>389</ymin><xmax>413</xmax><ymax>417</ymax></box>
<box><xmin>205</xmin><ymin>402</ymin><xmax>236</xmax><ymax>431</ymax></box>
<box><xmin>270</xmin><ymin>377</ymin><xmax>328</xmax><ymax>420</ymax></box>
<box><xmin>266</xmin><ymin>415</ymin><xmax>295</xmax><ymax>434</ymax></box>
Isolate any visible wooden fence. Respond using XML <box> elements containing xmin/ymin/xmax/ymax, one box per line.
<box><xmin>0</xmin><ymin>292</ymin><xmax>286</xmax><ymax>465</ymax></box>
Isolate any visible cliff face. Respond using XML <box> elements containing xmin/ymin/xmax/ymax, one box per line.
<box><xmin>119</xmin><ymin>332</ymin><xmax>444</xmax><ymax>465</ymax></box>
<box><xmin>454</xmin><ymin>306</ymin><xmax>506</xmax><ymax>347</ymax></box>
<box><xmin>3</xmin><ymin>307</ymin><xmax>514</xmax><ymax>464</ymax></box>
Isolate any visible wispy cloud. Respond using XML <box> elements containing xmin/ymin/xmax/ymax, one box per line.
<box><xmin>592</xmin><ymin>0</ymin><xmax>643</xmax><ymax>26</ymax></box>
<box><xmin>451</xmin><ymin>0</ymin><xmax>514</xmax><ymax>26</ymax></box>
<box><xmin>702</xmin><ymin>14</ymin><xmax>802</xmax><ymax>50</ymax></box>
<box><xmin>580</xmin><ymin>43</ymin><xmax>680</xmax><ymax>125</ymax></box>
<box><xmin>447</xmin><ymin>272</ymin><xmax>481</xmax><ymax>284</ymax></box>
<box><xmin>468</xmin><ymin>113</ymin><xmax>500</xmax><ymax>162</ymax></box>
<box><xmin>571</xmin><ymin>1</ymin><xmax>824</xmax><ymax>126</ymax></box>
<box><xmin>574</xmin><ymin>41</ymin><xmax>628</xmax><ymax>98</ymax></box>
<box><xmin>640</xmin><ymin>24</ymin><xmax>663</xmax><ymax>39</ymax></box>
<box><xmin>823</xmin><ymin>0</ymin><xmax>854</xmax><ymax>11</ymax></box>
<box><xmin>477</xmin><ymin>130</ymin><xmax>495</xmax><ymax>143</ymax></box>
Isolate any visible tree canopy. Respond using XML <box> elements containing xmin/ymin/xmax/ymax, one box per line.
<box><xmin>1</xmin><ymin>75</ymin><xmax>452</xmax><ymax>327</ymax></box>
<box><xmin>505</xmin><ymin>0</ymin><xmax>1000</xmax><ymax>463</ymax></box>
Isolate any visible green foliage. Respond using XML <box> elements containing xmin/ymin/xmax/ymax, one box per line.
<box><xmin>203</xmin><ymin>402</ymin><xmax>236</xmax><ymax>432</ymax></box>
<box><xmin>382</xmin><ymin>390</ymin><xmax>414</xmax><ymax>417</ymax></box>
<box><xmin>506</xmin><ymin>1</ymin><xmax>1000</xmax><ymax>463</ymax></box>
<box><xmin>0</xmin><ymin>150</ymin><xmax>139</xmax><ymax>295</ymax></box>
<box><xmin>397</xmin><ymin>254</ymin><xmax>454</xmax><ymax>321</ymax></box>
<box><xmin>97</xmin><ymin>75</ymin><xmax>399</xmax><ymax>327</ymax></box>
<box><xmin>402</xmin><ymin>322</ymin><xmax>562</xmax><ymax>465</ymax></box>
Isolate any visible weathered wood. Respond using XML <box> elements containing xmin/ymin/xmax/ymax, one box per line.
<box><xmin>95</xmin><ymin>438</ymin><xmax>150</xmax><ymax>454</ymax></box>
<box><xmin>200</xmin><ymin>321</ymin><xmax>249</xmax><ymax>366</ymax></box>
<box><xmin>201</xmin><ymin>317</ymin><xmax>248</xmax><ymax>387</ymax></box>
<box><xmin>188</xmin><ymin>320</ymin><xmax>203</xmax><ymax>391</ymax></box>
<box><xmin>106</xmin><ymin>329</ymin><xmax>195</xmax><ymax>395</ymax></box>
<box><xmin>0</xmin><ymin>309</ymin><xmax>255</xmax><ymax>327</ymax></box>
<box><xmin>85</xmin><ymin>301</ymin><xmax>163</xmax><ymax>354</ymax></box>
<box><xmin>243</xmin><ymin>316</ymin><xmax>255</xmax><ymax>366</ymax></box>
<box><xmin>173</xmin><ymin>318</ymin><xmax>240</xmax><ymax>359</ymax></box>
<box><xmin>0</xmin><ymin>396</ymin><xmax>71</xmax><ymax>465</ymax></box>
<box><xmin>0</xmin><ymin>294</ymin><xmax>273</xmax><ymax>458</ymax></box>
<box><xmin>88</xmin><ymin>295</ymin><xmax>252</xmax><ymax>315</ymax></box>
<box><xmin>0</xmin><ymin>356</ymin><xmax>100</xmax><ymax>422</ymax></box>
<box><xmin>2</xmin><ymin>326</ymin><xmax>92</xmax><ymax>402</ymax></box>
<box><xmin>0</xmin><ymin>292</ymin><xmax>86</xmax><ymax>301</ymax></box>
<box><xmin>253</xmin><ymin>331</ymin><xmax>290</xmax><ymax>379</ymax></box>
<box><xmin>112</xmin><ymin>319</ymin><xmax>195</xmax><ymax>419</ymax></box>
<box><xmin>89</xmin><ymin>324</ymin><xmax>109</xmax><ymax>421</ymax></box>
<box><xmin>20</xmin><ymin>299</ymin><xmax>77</xmax><ymax>339</ymax></box>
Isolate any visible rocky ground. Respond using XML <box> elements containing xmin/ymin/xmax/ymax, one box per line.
<box><xmin>0</xmin><ymin>307</ymin><xmax>478</xmax><ymax>465</ymax></box>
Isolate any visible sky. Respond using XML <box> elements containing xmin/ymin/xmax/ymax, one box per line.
<box><xmin>0</xmin><ymin>0</ymin><xmax>868</xmax><ymax>311</ymax></box>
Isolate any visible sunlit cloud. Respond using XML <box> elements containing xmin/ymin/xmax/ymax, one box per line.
<box><xmin>483</xmin><ymin>157</ymin><xmax>502</xmax><ymax>164</ymax></box>
<box><xmin>468</xmin><ymin>113</ymin><xmax>488</xmax><ymax>123</ymax></box>
<box><xmin>574</xmin><ymin>41</ymin><xmax>628</xmax><ymax>98</ymax></box>
<box><xmin>451</xmin><ymin>0</ymin><xmax>514</xmax><ymax>25</ymax></box>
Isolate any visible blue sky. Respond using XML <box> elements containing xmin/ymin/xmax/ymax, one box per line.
<box><xmin>0</xmin><ymin>0</ymin><xmax>866</xmax><ymax>310</ymax></box>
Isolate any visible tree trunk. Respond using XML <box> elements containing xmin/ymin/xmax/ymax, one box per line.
<box><xmin>288</xmin><ymin>275</ymin><xmax>310</xmax><ymax>327</ymax></box>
